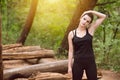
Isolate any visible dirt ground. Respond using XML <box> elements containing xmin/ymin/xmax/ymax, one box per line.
<box><xmin>100</xmin><ymin>69</ymin><xmax>120</xmax><ymax>80</ymax></box>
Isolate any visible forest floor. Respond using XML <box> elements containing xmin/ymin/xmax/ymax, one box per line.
<box><xmin>100</xmin><ymin>69</ymin><xmax>120</xmax><ymax>80</ymax></box>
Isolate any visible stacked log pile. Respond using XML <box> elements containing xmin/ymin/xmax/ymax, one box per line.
<box><xmin>2</xmin><ymin>44</ymin><xmax>102</xmax><ymax>80</ymax></box>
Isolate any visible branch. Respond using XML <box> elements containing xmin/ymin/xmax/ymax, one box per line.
<box><xmin>96</xmin><ymin>1</ymin><xmax>116</xmax><ymax>6</ymax></box>
<box><xmin>113</xmin><ymin>22</ymin><xmax>120</xmax><ymax>39</ymax></box>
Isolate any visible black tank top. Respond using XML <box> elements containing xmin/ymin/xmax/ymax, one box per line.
<box><xmin>72</xmin><ymin>29</ymin><xmax>95</xmax><ymax>61</ymax></box>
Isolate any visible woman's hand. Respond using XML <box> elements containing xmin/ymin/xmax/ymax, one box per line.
<box><xmin>81</xmin><ymin>10</ymin><xmax>93</xmax><ymax>17</ymax></box>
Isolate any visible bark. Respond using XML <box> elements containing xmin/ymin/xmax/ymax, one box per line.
<box><xmin>23</xmin><ymin>58</ymin><xmax>56</xmax><ymax>65</ymax></box>
<box><xmin>2</xmin><ymin>49</ymin><xmax>54</xmax><ymax>60</ymax></box>
<box><xmin>14</xmin><ymin>72</ymin><xmax>102</xmax><ymax>80</ymax></box>
<box><xmin>3</xmin><ymin>60</ymin><xmax>102</xmax><ymax>80</ymax></box>
<box><xmin>3</xmin><ymin>58</ymin><xmax>56</xmax><ymax>69</ymax></box>
<box><xmin>0</xmin><ymin>14</ymin><xmax>3</xmax><ymax>80</ymax></box>
<box><xmin>38</xmin><ymin>58</ymin><xmax>56</xmax><ymax>63</ymax></box>
<box><xmin>29</xmin><ymin>72</ymin><xmax>67</xmax><ymax>80</ymax></box>
<box><xmin>60</xmin><ymin>0</ymin><xmax>98</xmax><ymax>51</ymax></box>
<box><xmin>3</xmin><ymin>46</ymin><xmax>41</xmax><ymax>53</ymax></box>
<box><xmin>3</xmin><ymin>60</ymin><xmax>30</xmax><ymax>69</ymax></box>
<box><xmin>16</xmin><ymin>0</ymin><xmax>38</xmax><ymax>45</ymax></box>
<box><xmin>2</xmin><ymin>43</ymin><xmax>22</xmax><ymax>50</ymax></box>
<box><xmin>4</xmin><ymin>60</ymin><xmax>68</xmax><ymax>80</ymax></box>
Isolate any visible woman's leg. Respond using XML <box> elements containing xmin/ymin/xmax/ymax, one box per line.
<box><xmin>85</xmin><ymin>61</ymin><xmax>97</xmax><ymax>80</ymax></box>
<box><xmin>72</xmin><ymin>63</ymin><xmax>84</xmax><ymax>80</ymax></box>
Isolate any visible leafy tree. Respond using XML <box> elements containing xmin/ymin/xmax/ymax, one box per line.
<box><xmin>16</xmin><ymin>0</ymin><xmax>38</xmax><ymax>45</ymax></box>
<box><xmin>93</xmin><ymin>0</ymin><xmax>120</xmax><ymax>71</ymax></box>
<box><xmin>1</xmin><ymin>0</ymin><xmax>120</xmax><ymax>72</ymax></box>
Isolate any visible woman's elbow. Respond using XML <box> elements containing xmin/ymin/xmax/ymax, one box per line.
<box><xmin>103</xmin><ymin>14</ymin><xmax>107</xmax><ymax>19</ymax></box>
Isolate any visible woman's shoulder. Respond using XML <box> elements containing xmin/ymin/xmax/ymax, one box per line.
<box><xmin>69</xmin><ymin>29</ymin><xmax>75</xmax><ymax>35</ymax></box>
<box><xmin>68</xmin><ymin>29</ymin><xmax>76</xmax><ymax>38</ymax></box>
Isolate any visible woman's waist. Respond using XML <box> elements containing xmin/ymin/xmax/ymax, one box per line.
<box><xmin>74</xmin><ymin>54</ymin><xmax>94</xmax><ymax>59</ymax></box>
<box><xmin>74</xmin><ymin>51</ymin><xmax>94</xmax><ymax>57</ymax></box>
<box><xmin>73</xmin><ymin>55</ymin><xmax>95</xmax><ymax>64</ymax></box>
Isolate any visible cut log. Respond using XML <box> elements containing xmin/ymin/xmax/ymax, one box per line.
<box><xmin>13</xmin><ymin>73</ymin><xmax>102</xmax><ymax>80</ymax></box>
<box><xmin>29</xmin><ymin>72</ymin><xmax>67</xmax><ymax>80</ymax></box>
<box><xmin>4</xmin><ymin>60</ymin><xmax>68</xmax><ymax>80</ymax></box>
<box><xmin>2</xmin><ymin>49</ymin><xmax>54</xmax><ymax>60</ymax></box>
<box><xmin>3</xmin><ymin>60</ymin><xmax>30</xmax><ymax>69</ymax></box>
<box><xmin>38</xmin><ymin>58</ymin><xmax>56</xmax><ymax>63</ymax></box>
<box><xmin>3</xmin><ymin>46</ymin><xmax>41</xmax><ymax>53</ymax></box>
<box><xmin>14</xmin><ymin>78</ymin><xmax>28</xmax><ymax>80</ymax></box>
<box><xmin>3</xmin><ymin>58</ymin><xmax>56</xmax><ymax>69</ymax></box>
<box><xmin>4</xmin><ymin>60</ymin><xmax>102</xmax><ymax>80</ymax></box>
<box><xmin>2</xmin><ymin>43</ymin><xmax>22</xmax><ymax>50</ymax></box>
<box><xmin>23</xmin><ymin>58</ymin><xmax>56</xmax><ymax>64</ymax></box>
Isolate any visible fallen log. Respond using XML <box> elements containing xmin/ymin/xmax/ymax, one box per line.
<box><xmin>29</xmin><ymin>72</ymin><xmax>67</xmax><ymax>80</ymax></box>
<box><xmin>13</xmin><ymin>73</ymin><xmax>102</xmax><ymax>80</ymax></box>
<box><xmin>4</xmin><ymin>60</ymin><xmax>68</xmax><ymax>80</ymax></box>
<box><xmin>3</xmin><ymin>46</ymin><xmax>41</xmax><ymax>53</ymax></box>
<box><xmin>3</xmin><ymin>60</ymin><xmax>30</xmax><ymax>69</ymax></box>
<box><xmin>2</xmin><ymin>50</ymin><xmax>54</xmax><ymax>60</ymax></box>
<box><xmin>4</xmin><ymin>60</ymin><xmax>102</xmax><ymax>80</ymax></box>
<box><xmin>2</xmin><ymin>43</ymin><xmax>22</xmax><ymax>50</ymax></box>
<box><xmin>38</xmin><ymin>58</ymin><xmax>56</xmax><ymax>63</ymax></box>
<box><xmin>23</xmin><ymin>58</ymin><xmax>56</xmax><ymax>64</ymax></box>
<box><xmin>3</xmin><ymin>58</ymin><xmax>56</xmax><ymax>69</ymax></box>
<box><xmin>14</xmin><ymin>78</ymin><xmax>28</xmax><ymax>80</ymax></box>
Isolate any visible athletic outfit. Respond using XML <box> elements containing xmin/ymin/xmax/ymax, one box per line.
<box><xmin>72</xmin><ymin>29</ymin><xmax>97</xmax><ymax>80</ymax></box>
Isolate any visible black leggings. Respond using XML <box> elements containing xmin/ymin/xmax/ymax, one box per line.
<box><xmin>72</xmin><ymin>59</ymin><xmax>97</xmax><ymax>80</ymax></box>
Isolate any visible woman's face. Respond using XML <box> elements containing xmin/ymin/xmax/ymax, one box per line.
<box><xmin>79</xmin><ymin>14</ymin><xmax>91</xmax><ymax>28</ymax></box>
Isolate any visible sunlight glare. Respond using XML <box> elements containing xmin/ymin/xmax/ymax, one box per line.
<box><xmin>47</xmin><ymin>0</ymin><xmax>60</xmax><ymax>4</ymax></box>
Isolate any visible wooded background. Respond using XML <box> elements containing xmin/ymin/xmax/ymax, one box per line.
<box><xmin>0</xmin><ymin>0</ymin><xmax>120</xmax><ymax>78</ymax></box>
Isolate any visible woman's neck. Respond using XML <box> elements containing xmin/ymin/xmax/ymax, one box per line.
<box><xmin>77</xmin><ymin>25</ymin><xmax>86</xmax><ymax>31</ymax></box>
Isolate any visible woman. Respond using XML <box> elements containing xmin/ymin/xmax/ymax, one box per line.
<box><xmin>68</xmin><ymin>10</ymin><xmax>106</xmax><ymax>80</ymax></box>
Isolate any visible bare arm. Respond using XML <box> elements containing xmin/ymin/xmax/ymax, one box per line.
<box><xmin>83</xmin><ymin>10</ymin><xmax>106</xmax><ymax>35</ymax></box>
<box><xmin>68</xmin><ymin>31</ymin><xmax>74</xmax><ymax>75</ymax></box>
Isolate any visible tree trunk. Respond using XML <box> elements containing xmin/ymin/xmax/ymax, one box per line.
<box><xmin>16</xmin><ymin>0</ymin><xmax>38</xmax><ymax>45</ymax></box>
<box><xmin>4</xmin><ymin>60</ymin><xmax>68</xmax><ymax>80</ymax></box>
<box><xmin>0</xmin><ymin>15</ymin><xmax>3</xmax><ymax>80</ymax></box>
<box><xmin>2</xmin><ymin>49</ymin><xmax>54</xmax><ymax>60</ymax></box>
<box><xmin>60</xmin><ymin>0</ymin><xmax>98</xmax><ymax>51</ymax></box>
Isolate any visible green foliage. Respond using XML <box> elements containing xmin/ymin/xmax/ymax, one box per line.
<box><xmin>25</xmin><ymin>0</ymin><xmax>77</xmax><ymax>50</ymax></box>
<box><xmin>1</xmin><ymin>0</ymin><xmax>31</xmax><ymax>44</ymax></box>
<box><xmin>1</xmin><ymin>0</ymin><xmax>120</xmax><ymax>72</ymax></box>
<box><xmin>93</xmin><ymin>0</ymin><xmax>120</xmax><ymax>72</ymax></box>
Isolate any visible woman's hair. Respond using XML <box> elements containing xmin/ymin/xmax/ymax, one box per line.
<box><xmin>82</xmin><ymin>13</ymin><xmax>94</xmax><ymax>23</ymax></box>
